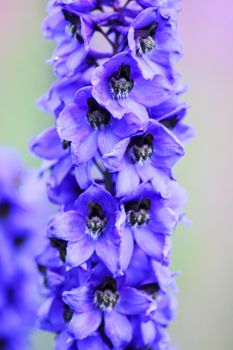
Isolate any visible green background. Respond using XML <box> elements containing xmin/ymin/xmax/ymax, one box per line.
<box><xmin>0</xmin><ymin>1</ymin><xmax>232</xmax><ymax>349</ymax></box>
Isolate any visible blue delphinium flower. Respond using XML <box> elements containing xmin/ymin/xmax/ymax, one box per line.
<box><xmin>32</xmin><ymin>0</ymin><xmax>192</xmax><ymax>348</ymax></box>
<box><xmin>0</xmin><ymin>148</ymin><xmax>47</xmax><ymax>350</ymax></box>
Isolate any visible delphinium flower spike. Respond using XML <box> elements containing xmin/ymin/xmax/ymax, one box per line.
<box><xmin>31</xmin><ymin>0</ymin><xmax>193</xmax><ymax>348</ymax></box>
<box><xmin>0</xmin><ymin>148</ymin><xmax>47</xmax><ymax>350</ymax></box>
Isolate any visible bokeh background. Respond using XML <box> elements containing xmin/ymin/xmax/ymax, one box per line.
<box><xmin>0</xmin><ymin>1</ymin><xmax>232</xmax><ymax>349</ymax></box>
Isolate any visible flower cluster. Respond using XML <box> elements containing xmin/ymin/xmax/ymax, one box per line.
<box><xmin>31</xmin><ymin>0</ymin><xmax>192</xmax><ymax>349</ymax></box>
<box><xmin>0</xmin><ymin>148</ymin><xmax>47</xmax><ymax>350</ymax></box>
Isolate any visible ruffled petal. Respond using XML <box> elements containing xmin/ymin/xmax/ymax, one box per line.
<box><xmin>62</xmin><ymin>285</ymin><xmax>94</xmax><ymax>313</ymax></box>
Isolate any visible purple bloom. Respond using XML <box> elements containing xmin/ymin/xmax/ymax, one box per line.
<box><xmin>57</xmin><ymin>86</ymin><xmax>148</xmax><ymax>165</ymax></box>
<box><xmin>34</xmin><ymin>0</ymin><xmax>191</xmax><ymax>348</ymax></box>
<box><xmin>48</xmin><ymin>184</ymin><xmax>121</xmax><ymax>274</ymax></box>
<box><xmin>103</xmin><ymin>119</ymin><xmax>184</xmax><ymax>197</ymax></box>
<box><xmin>117</xmin><ymin>181</ymin><xmax>182</xmax><ymax>270</ymax></box>
<box><xmin>0</xmin><ymin>148</ymin><xmax>48</xmax><ymax>350</ymax></box>
<box><xmin>62</xmin><ymin>263</ymin><xmax>156</xmax><ymax>348</ymax></box>
<box><xmin>92</xmin><ymin>52</ymin><xmax>173</xmax><ymax>119</ymax></box>
<box><xmin>128</xmin><ymin>7</ymin><xmax>182</xmax><ymax>79</ymax></box>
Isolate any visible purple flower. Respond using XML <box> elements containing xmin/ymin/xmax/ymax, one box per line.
<box><xmin>103</xmin><ymin>119</ymin><xmax>184</xmax><ymax>197</ymax></box>
<box><xmin>0</xmin><ymin>148</ymin><xmax>48</xmax><ymax>350</ymax></box>
<box><xmin>128</xmin><ymin>7</ymin><xmax>182</xmax><ymax>79</ymax></box>
<box><xmin>92</xmin><ymin>52</ymin><xmax>173</xmax><ymax>119</ymax></box>
<box><xmin>62</xmin><ymin>263</ymin><xmax>156</xmax><ymax>348</ymax></box>
<box><xmin>117</xmin><ymin>181</ymin><xmax>183</xmax><ymax>270</ymax></box>
<box><xmin>48</xmin><ymin>184</ymin><xmax>121</xmax><ymax>274</ymax></box>
<box><xmin>34</xmin><ymin>0</ymin><xmax>191</xmax><ymax>347</ymax></box>
<box><xmin>57</xmin><ymin>86</ymin><xmax>148</xmax><ymax>165</ymax></box>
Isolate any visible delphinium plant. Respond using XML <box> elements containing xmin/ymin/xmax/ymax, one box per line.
<box><xmin>0</xmin><ymin>148</ymin><xmax>47</xmax><ymax>350</ymax></box>
<box><xmin>30</xmin><ymin>0</ymin><xmax>192</xmax><ymax>348</ymax></box>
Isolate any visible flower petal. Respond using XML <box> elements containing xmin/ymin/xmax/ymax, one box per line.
<box><xmin>104</xmin><ymin>311</ymin><xmax>132</xmax><ymax>348</ymax></box>
<box><xmin>117</xmin><ymin>287</ymin><xmax>152</xmax><ymax>315</ymax></box>
<box><xmin>98</xmin><ymin>129</ymin><xmax>120</xmax><ymax>155</ymax></box>
<box><xmin>95</xmin><ymin>239</ymin><xmax>120</xmax><ymax>276</ymax></box>
<box><xmin>69</xmin><ymin>310</ymin><xmax>102</xmax><ymax>339</ymax></box>
<box><xmin>132</xmin><ymin>75</ymin><xmax>173</xmax><ymax>107</ymax></box>
<box><xmin>119</xmin><ymin>226</ymin><xmax>134</xmax><ymax>272</ymax></box>
<box><xmin>29</xmin><ymin>127</ymin><xmax>64</xmax><ymax>160</ymax></box>
<box><xmin>134</xmin><ymin>227</ymin><xmax>166</xmax><ymax>261</ymax></box>
<box><xmin>141</xmin><ymin>320</ymin><xmax>157</xmax><ymax>345</ymax></box>
<box><xmin>71</xmin><ymin>131</ymin><xmax>98</xmax><ymax>165</ymax></box>
<box><xmin>62</xmin><ymin>285</ymin><xmax>94</xmax><ymax>313</ymax></box>
<box><xmin>66</xmin><ymin>239</ymin><xmax>94</xmax><ymax>268</ymax></box>
<box><xmin>78</xmin><ymin>334</ymin><xmax>106</xmax><ymax>350</ymax></box>
<box><xmin>48</xmin><ymin>211</ymin><xmax>86</xmax><ymax>242</ymax></box>
<box><xmin>116</xmin><ymin>163</ymin><xmax>140</xmax><ymax>198</ymax></box>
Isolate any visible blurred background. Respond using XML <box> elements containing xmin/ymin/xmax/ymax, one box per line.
<box><xmin>0</xmin><ymin>0</ymin><xmax>232</xmax><ymax>349</ymax></box>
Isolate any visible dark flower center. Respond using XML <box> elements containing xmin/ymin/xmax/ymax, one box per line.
<box><xmin>94</xmin><ymin>277</ymin><xmax>119</xmax><ymax>311</ymax></box>
<box><xmin>0</xmin><ymin>201</ymin><xmax>11</xmax><ymax>219</ymax></box>
<box><xmin>109</xmin><ymin>64</ymin><xmax>134</xmax><ymax>99</ymax></box>
<box><xmin>63</xmin><ymin>303</ymin><xmax>74</xmax><ymax>322</ymax></box>
<box><xmin>140</xmin><ymin>283</ymin><xmax>160</xmax><ymax>299</ymax></box>
<box><xmin>62</xmin><ymin>139</ymin><xmax>71</xmax><ymax>150</ymax></box>
<box><xmin>37</xmin><ymin>264</ymin><xmax>48</xmax><ymax>288</ymax></box>
<box><xmin>160</xmin><ymin>115</ymin><xmax>179</xmax><ymax>130</ymax></box>
<box><xmin>62</xmin><ymin>9</ymin><xmax>83</xmax><ymax>43</ymax></box>
<box><xmin>87</xmin><ymin>98</ymin><xmax>111</xmax><ymax>129</ymax></box>
<box><xmin>135</xmin><ymin>22</ymin><xmax>158</xmax><ymax>56</ymax></box>
<box><xmin>0</xmin><ymin>338</ymin><xmax>7</xmax><ymax>349</ymax></box>
<box><xmin>128</xmin><ymin>134</ymin><xmax>153</xmax><ymax>163</ymax></box>
<box><xmin>86</xmin><ymin>202</ymin><xmax>107</xmax><ymax>239</ymax></box>
<box><xmin>50</xmin><ymin>238</ymin><xmax>67</xmax><ymax>262</ymax></box>
<box><xmin>125</xmin><ymin>198</ymin><xmax>151</xmax><ymax>226</ymax></box>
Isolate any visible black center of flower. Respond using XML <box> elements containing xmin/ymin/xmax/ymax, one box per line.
<box><xmin>62</xmin><ymin>9</ymin><xmax>83</xmax><ymax>43</ymax></box>
<box><xmin>140</xmin><ymin>283</ymin><xmax>160</xmax><ymax>299</ymax></box>
<box><xmin>160</xmin><ymin>115</ymin><xmax>179</xmax><ymax>130</ymax></box>
<box><xmin>128</xmin><ymin>134</ymin><xmax>153</xmax><ymax>163</ymax></box>
<box><xmin>109</xmin><ymin>64</ymin><xmax>134</xmax><ymax>99</ymax></box>
<box><xmin>50</xmin><ymin>238</ymin><xmax>67</xmax><ymax>262</ymax></box>
<box><xmin>86</xmin><ymin>202</ymin><xmax>107</xmax><ymax>239</ymax></box>
<box><xmin>63</xmin><ymin>303</ymin><xmax>74</xmax><ymax>323</ymax></box>
<box><xmin>94</xmin><ymin>277</ymin><xmax>119</xmax><ymax>311</ymax></box>
<box><xmin>135</xmin><ymin>22</ymin><xmax>158</xmax><ymax>56</ymax></box>
<box><xmin>87</xmin><ymin>98</ymin><xmax>111</xmax><ymax>129</ymax></box>
<box><xmin>125</xmin><ymin>199</ymin><xmax>151</xmax><ymax>226</ymax></box>
<box><xmin>0</xmin><ymin>201</ymin><xmax>11</xmax><ymax>219</ymax></box>
<box><xmin>62</xmin><ymin>139</ymin><xmax>71</xmax><ymax>150</ymax></box>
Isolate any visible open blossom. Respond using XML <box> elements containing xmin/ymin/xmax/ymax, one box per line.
<box><xmin>32</xmin><ymin>0</ymin><xmax>192</xmax><ymax>348</ymax></box>
<box><xmin>0</xmin><ymin>148</ymin><xmax>47</xmax><ymax>350</ymax></box>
